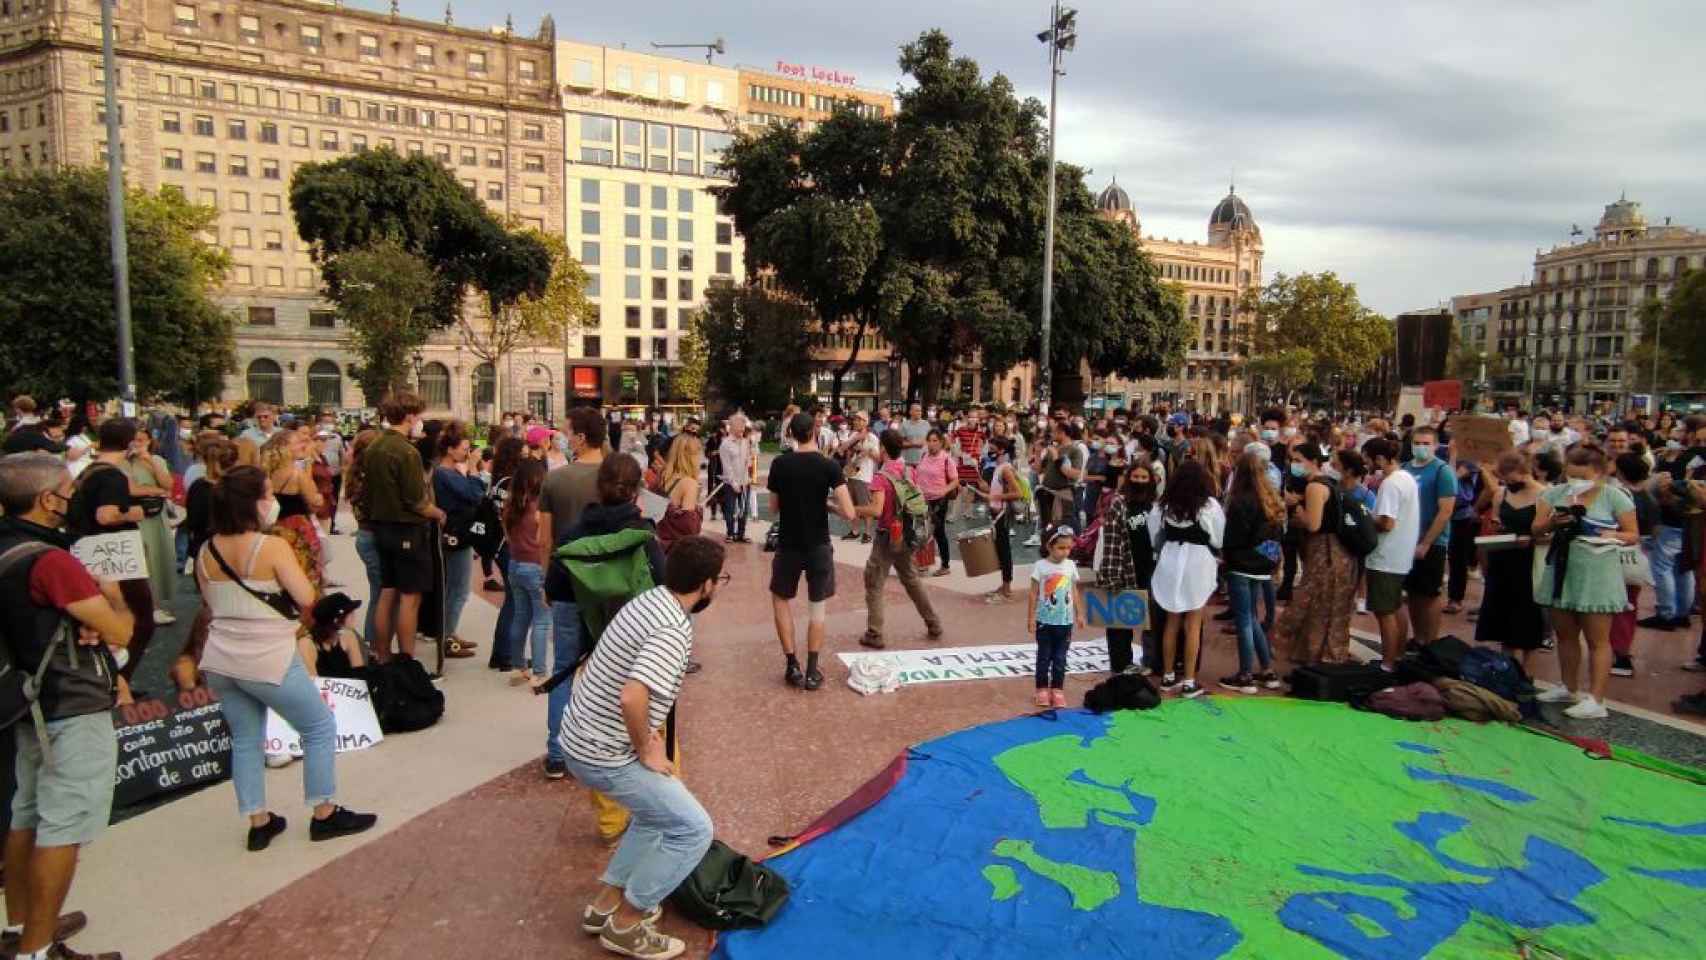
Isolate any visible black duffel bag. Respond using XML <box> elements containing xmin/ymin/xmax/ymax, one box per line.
<box><xmin>1287</xmin><ymin>661</ymin><xmax>1393</xmax><ymax>704</ymax></box>
<box><xmin>669</xmin><ymin>840</ymin><xmax>790</xmax><ymax>930</ymax></box>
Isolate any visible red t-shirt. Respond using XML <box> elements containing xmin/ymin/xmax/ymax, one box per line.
<box><xmin>28</xmin><ymin>548</ymin><xmax>101</xmax><ymax>610</ymax></box>
<box><xmin>954</xmin><ymin>427</ymin><xmax>984</xmax><ymax>481</ymax></box>
<box><xmin>873</xmin><ymin>460</ymin><xmax>908</xmax><ymax>529</ymax></box>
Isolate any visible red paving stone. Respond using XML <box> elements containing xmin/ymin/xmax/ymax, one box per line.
<box><xmin>161</xmin><ymin>541</ymin><xmax>1705</xmax><ymax>959</ymax></box>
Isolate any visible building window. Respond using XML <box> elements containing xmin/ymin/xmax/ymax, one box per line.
<box><xmin>246</xmin><ymin>358</ymin><xmax>284</xmax><ymax>403</ymax></box>
<box><xmin>625</xmin><ymin>245</ymin><xmax>641</xmax><ymax>269</ymax></box>
<box><xmin>677</xmin><ymin>219</ymin><xmax>693</xmax><ymax>242</ymax></box>
<box><xmin>678</xmin><ymin>249</ymin><xmax>693</xmax><ymax>271</ymax></box>
<box><xmin>624</xmin><ymin>183</ymin><xmax>640</xmax><ymax>208</ymax></box>
<box><xmin>626</xmin><ymin>337</ymin><xmax>641</xmax><ymax>359</ymax></box>
<box><xmin>652</xmin><ymin>338</ymin><xmax>668</xmax><ymax>361</ymax></box>
<box><xmin>716</xmin><ymin>222</ymin><xmax>732</xmax><ymax>245</ymax></box>
<box><xmin>161</xmin><ymin>111</ymin><xmax>181</xmax><ymax>133</ymax></box>
<box><xmin>524</xmin><ymin>153</ymin><xmax>544</xmax><ymax>173</ymax></box>
<box><xmin>471</xmin><ymin>363</ymin><xmax>495</xmax><ymax>406</ymax></box>
<box><xmin>173</xmin><ymin>3</ymin><xmax>196</xmax><ymax>27</ymax></box>
<box><xmin>193</xmin><ymin>114</ymin><xmax>213</xmax><ymax>136</ymax></box>
<box><xmin>300</xmin><ymin>25</ymin><xmax>322</xmax><ymax>51</ymax></box>
<box><xmin>624</xmin><ymin>214</ymin><xmax>640</xmax><ymax>239</ymax></box>
<box><xmin>239</xmin><ymin>15</ymin><xmax>261</xmax><ymax>42</ymax></box>
<box><xmin>581</xmin><ymin>179</ymin><xmax>599</xmax><ymax>203</ymax></box>
<box><xmin>228</xmin><ymin>155</ymin><xmax>248</xmax><ymax>176</ymax></box>
<box><xmin>518</xmin><ymin>60</ymin><xmax>537</xmax><ymax>82</ymax></box>
<box><xmin>194</xmin><ymin>152</ymin><xmax>215</xmax><ymax>174</ymax></box>
<box><xmin>652</xmin><ymin>306</ymin><xmax>668</xmax><ymax>329</ymax></box>
<box><xmin>230</xmin><ymin>191</ymin><xmax>250</xmax><ymax>212</ymax></box>
<box><xmin>415</xmin><ymin>362</ymin><xmax>451</xmax><ymax>408</ymax></box>
<box><xmin>308</xmin><ymin>310</ymin><xmax>335</xmax><ymax>329</ymax></box>
<box><xmin>320</xmin><ymin>130</ymin><xmax>339</xmax><ymax>150</ymax></box>
<box><xmin>678</xmin><ymin>278</ymin><xmax>694</xmax><ymax>301</ymax></box>
<box><xmin>580</xmin><ymin>242</ymin><xmax>600</xmax><ymax>266</ymax></box>
<box><xmin>651</xmin><ymin>217</ymin><xmax>667</xmax><ymax>241</ymax></box>
<box><xmin>434</xmin><ymin>144</ymin><xmax>451</xmax><ymax>164</ymax></box>
<box><xmin>246</xmin><ymin>306</ymin><xmax>275</xmax><ymax>326</ymax></box>
<box><xmin>263</xmin><ymin>230</ymin><xmax>283</xmax><ymax>251</ymax></box>
<box><xmin>414</xmin><ymin>43</ymin><xmax>434</xmax><ymax>68</ymax></box>
<box><xmin>259</xmin><ymin>122</ymin><xmax>278</xmax><ymax>144</ymax></box>
<box><xmin>651</xmin><ymin>247</ymin><xmax>668</xmax><ymax>271</ymax></box>
<box><xmin>581</xmin><ymin>210</ymin><xmax>600</xmax><ymax>234</ymax></box>
<box><xmin>467</xmin><ymin>51</ymin><xmax>487</xmax><ymax>75</ymax></box>
<box><xmin>625</xmin><ymin>307</ymin><xmax>641</xmax><ymax>330</ymax></box>
<box><xmin>583</xmin><ymin>335</ymin><xmax>601</xmax><ymax>358</ymax></box>
<box><xmin>652</xmin><ymin>277</ymin><xmax>668</xmax><ymax>300</ymax></box>
<box><xmin>625</xmin><ymin>275</ymin><xmax>641</xmax><ymax>299</ymax></box>
<box><xmin>263</xmin><ymin>194</ymin><xmax>281</xmax><ymax>214</ymax></box>
<box><xmin>261</xmin><ymin>159</ymin><xmax>280</xmax><ymax>180</ymax></box>
<box><xmin>162</xmin><ymin>148</ymin><xmax>183</xmax><ymax>170</ymax></box>
<box><xmin>486</xmin><ymin>182</ymin><xmax>503</xmax><ymax>201</ymax></box>
<box><xmin>357</xmin><ymin>32</ymin><xmax>379</xmax><ymax>58</ymax></box>
<box><xmin>486</xmin><ymin>149</ymin><xmax>503</xmax><ymax>168</ymax></box>
<box><xmin>307</xmin><ymin>359</ymin><xmax>342</xmax><ymax>406</ymax></box>
<box><xmin>716</xmin><ymin>252</ymin><xmax>732</xmax><ymax>274</ymax></box>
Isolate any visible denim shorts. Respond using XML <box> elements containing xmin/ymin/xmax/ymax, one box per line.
<box><xmin>13</xmin><ymin>712</ymin><xmax>118</xmax><ymax>847</ymax></box>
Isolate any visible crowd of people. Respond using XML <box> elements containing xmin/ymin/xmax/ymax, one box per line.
<box><xmin>4</xmin><ymin>389</ymin><xmax>1706</xmax><ymax>960</ymax></box>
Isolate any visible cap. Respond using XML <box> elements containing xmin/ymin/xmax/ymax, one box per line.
<box><xmin>525</xmin><ymin>425</ymin><xmax>551</xmax><ymax>447</ymax></box>
<box><xmin>312</xmin><ymin>591</ymin><xmax>362</xmax><ymax>626</ymax></box>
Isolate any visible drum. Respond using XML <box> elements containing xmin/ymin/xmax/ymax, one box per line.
<box><xmin>957</xmin><ymin>528</ymin><xmax>999</xmax><ymax>578</ymax></box>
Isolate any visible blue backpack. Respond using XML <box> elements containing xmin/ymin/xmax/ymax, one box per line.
<box><xmin>1458</xmin><ymin>647</ymin><xmax>1532</xmax><ymax>703</ymax></box>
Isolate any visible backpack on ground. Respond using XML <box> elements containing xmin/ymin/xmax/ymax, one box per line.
<box><xmin>1286</xmin><ymin>661</ymin><xmax>1392</xmax><ymax>703</ymax></box>
<box><xmin>1433</xmin><ymin>677</ymin><xmax>1521</xmax><ymax>723</ymax></box>
<box><xmin>669</xmin><ymin>839</ymin><xmax>791</xmax><ymax>930</ymax></box>
<box><xmin>1083</xmin><ymin>671</ymin><xmax>1161</xmax><ymax>713</ymax></box>
<box><xmin>1319</xmin><ymin>479</ymin><xmax>1378</xmax><ymax>558</ymax></box>
<box><xmin>885</xmin><ymin>468</ymin><xmax>931</xmax><ymax>551</ymax></box>
<box><xmin>364</xmin><ymin>653</ymin><xmax>444</xmax><ymax>733</ymax></box>
<box><xmin>1457</xmin><ymin>646</ymin><xmax>1533</xmax><ymax>703</ymax></box>
<box><xmin>1417</xmin><ymin>635</ymin><xmax>1473</xmax><ymax>679</ymax></box>
<box><xmin>1364</xmin><ymin>681</ymin><xmax>1446</xmax><ymax>722</ymax></box>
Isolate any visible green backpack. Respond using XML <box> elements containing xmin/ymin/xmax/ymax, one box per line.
<box><xmin>669</xmin><ymin>840</ymin><xmax>791</xmax><ymax>930</ymax></box>
<box><xmin>885</xmin><ymin>468</ymin><xmax>931</xmax><ymax>550</ymax></box>
<box><xmin>539</xmin><ymin>527</ymin><xmax>657</xmax><ymax>691</ymax></box>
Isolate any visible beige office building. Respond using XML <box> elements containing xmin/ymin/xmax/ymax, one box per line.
<box><xmin>0</xmin><ymin>0</ymin><xmax>566</xmax><ymax>420</ymax></box>
<box><xmin>556</xmin><ymin>40</ymin><xmax>748</xmax><ymax>410</ymax></box>
<box><xmin>1096</xmin><ymin>180</ymin><xmax>1264</xmax><ymax>414</ymax></box>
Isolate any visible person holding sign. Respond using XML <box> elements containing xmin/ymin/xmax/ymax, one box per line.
<box><xmin>197</xmin><ymin>466</ymin><xmax>378</xmax><ymax>851</ymax></box>
<box><xmin>0</xmin><ymin>452</ymin><xmax>134</xmax><ymax>960</ymax></box>
<box><xmin>66</xmin><ymin>418</ymin><xmax>155</xmax><ymax>686</ymax></box>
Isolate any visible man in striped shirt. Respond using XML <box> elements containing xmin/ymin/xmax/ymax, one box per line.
<box><xmin>560</xmin><ymin>535</ymin><xmax>727</xmax><ymax>960</ymax></box>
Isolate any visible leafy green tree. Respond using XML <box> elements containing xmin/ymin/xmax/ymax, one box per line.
<box><xmin>1638</xmin><ymin>270</ymin><xmax>1706</xmax><ymax>387</ymax></box>
<box><xmin>1247</xmin><ymin>348</ymin><xmax>1316</xmax><ymax>407</ymax></box>
<box><xmin>324</xmin><ymin>240</ymin><xmax>436</xmax><ymax>403</ymax></box>
<box><xmin>454</xmin><ymin>226</ymin><xmax>596</xmax><ymax>413</ymax></box>
<box><xmin>0</xmin><ymin>167</ymin><xmax>235</xmax><ymax>408</ymax></box>
<box><xmin>290</xmin><ymin>149</ymin><xmax>551</xmax><ymax>329</ymax></box>
<box><xmin>1243</xmin><ymin>271</ymin><xmax>1392</xmax><ymax>390</ymax></box>
<box><xmin>696</xmin><ymin>281</ymin><xmax>816</xmax><ymax>414</ymax></box>
<box><xmin>675</xmin><ymin>311</ymin><xmax>709</xmax><ymax>404</ymax></box>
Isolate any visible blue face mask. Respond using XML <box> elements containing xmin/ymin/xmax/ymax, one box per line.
<box><xmin>1260</xmin><ymin>429</ymin><xmax>1278</xmax><ymax>442</ymax></box>
<box><xmin>1289</xmin><ymin>463</ymin><xmax>1308</xmax><ymax>479</ymax></box>
<box><xmin>1412</xmin><ymin>444</ymin><xmax>1435</xmax><ymax>463</ymax></box>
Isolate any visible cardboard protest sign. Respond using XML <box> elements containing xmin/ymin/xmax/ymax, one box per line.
<box><xmin>72</xmin><ymin>530</ymin><xmax>149</xmax><ymax>581</ymax></box>
<box><xmin>1083</xmin><ymin>589</ymin><xmax>1150</xmax><ymax>629</ymax></box>
<box><xmin>1449</xmin><ymin>415</ymin><xmax>1514</xmax><ymax>464</ymax></box>
<box><xmin>264</xmin><ymin>676</ymin><xmax>385</xmax><ymax>757</ymax></box>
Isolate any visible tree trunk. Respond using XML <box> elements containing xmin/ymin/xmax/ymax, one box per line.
<box><xmin>829</xmin><ymin>312</ymin><xmax>872</xmax><ymax>413</ymax></box>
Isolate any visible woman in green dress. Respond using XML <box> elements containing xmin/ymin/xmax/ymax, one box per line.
<box><xmin>1533</xmin><ymin>443</ymin><xmax>1638</xmax><ymax>721</ymax></box>
<box><xmin>123</xmin><ymin>427</ymin><xmax>179</xmax><ymax>624</ymax></box>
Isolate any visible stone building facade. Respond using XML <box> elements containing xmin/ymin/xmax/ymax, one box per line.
<box><xmin>0</xmin><ymin>0</ymin><xmax>565</xmax><ymax>422</ymax></box>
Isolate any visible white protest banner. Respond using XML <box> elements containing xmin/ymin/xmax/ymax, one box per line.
<box><xmin>71</xmin><ymin>530</ymin><xmax>149</xmax><ymax>581</ymax></box>
<box><xmin>263</xmin><ymin>676</ymin><xmax>384</xmax><ymax>758</ymax></box>
<box><xmin>837</xmin><ymin>638</ymin><xmax>1123</xmax><ymax>688</ymax></box>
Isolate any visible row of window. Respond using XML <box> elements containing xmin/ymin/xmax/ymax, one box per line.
<box><xmin>1538</xmin><ymin>256</ymin><xmax>1699</xmax><ymax>285</ymax></box>
<box><xmin>0</xmin><ymin>100</ymin><xmax>44</xmax><ymax>132</ymax></box>
<box><xmin>170</xmin><ymin>6</ymin><xmax>538</xmax><ymax>81</ymax></box>
<box><xmin>1162</xmin><ymin>262</ymin><xmax>1238</xmax><ymax>285</ymax></box>
<box><xmin>0</xmin><ymin>140</ymin><xmax>49</xmax><ymax>168</ymax></box>
<box><xmin>565</xmin><ymin>58</ymin><xmax>726</xmax><ymax>107</ymax></box>
<box><xmin>0</xmin><ymin>0</ymin><xmax>43</xmax><ymax>18</ymax></box>
<box><xmin>579</xmin><ymin>179</ymin><xmax>716</xmax><ymax>214</ymax></box>
<box><xmin>749</xmin><ymin>84</ymin><xmax>804</xmax><ymax>108</ymax></box>
<box><xmin>154</xmin><ymin>109</ymin><xmax>541</xmax><ymax>165</ymax></box>
<box><xmin>579</xmin><ymin>242</ymin><xmax>735</xmax><ymax>275</ymax></box>
<box><xmin>149</xmin><ymin>69</ymin><xmax>539</xmax><ymax>140</ymax></box>
<box><xmin>158</xmin><ymin>143</ymin><xmax>544</xmax><ymax>205</ymax></box>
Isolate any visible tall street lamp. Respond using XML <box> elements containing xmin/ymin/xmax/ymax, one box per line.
<box><xmin>1036</xmin><ymin>2</ymin><xmax>1076</xmax><ymax>414</ymax></box>
<box><xmin>100</xmin><ymin>0</ymin><xmax>135</xmax><ymax>416</ymax></box>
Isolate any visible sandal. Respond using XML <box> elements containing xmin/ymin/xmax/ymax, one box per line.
<box><xmin>445</xmin><ymin>638</ymin><xmax>477</xmax><ymax>659</ymax></box>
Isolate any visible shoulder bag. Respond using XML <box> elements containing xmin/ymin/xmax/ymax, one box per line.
<box><xmin>205</xmin><ymin>538</ymin><xmax>300</xmax><ymax>620</ymax></box>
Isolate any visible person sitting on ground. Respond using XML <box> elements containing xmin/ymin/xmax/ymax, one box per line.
<box><xmin>564</xmin><ymin>536</ymin><xmax>726</xmax><ymax>960</ymax></box>
<box><xmin>308</xmin><ymin>592</ymin><xmax>367</xmax><ymax>679</ymax></box>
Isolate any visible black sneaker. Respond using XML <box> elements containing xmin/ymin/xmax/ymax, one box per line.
<box><xmin>544</xmin><ymin>758</ymin><xmax>567</xmax><ymax>781</ymax></box>
<box><xmin>840</xmin><ymin>531</ymin><xmax>860</xmax><ymax>541</ymax></box>
<box><xmin>1219</xmin><ymin>673</ymin><xmax>1258</xmax><ymax>695</ymax></box>
<box><xmin>1674</xmin><ymin>693</ymin><xmax>1706</xmax><ymax>716</ymax></box>
<box><xmin>785</xmin><ymin>662</ymin><xmax>805</xmax><ymax>688</ymax></box>
<box><xmin>1257</xmin><ymin>671</ymin><xmax>1283</xmax><ymax>690</ymax></box>
<box><xmin>309</xmin><ymin>806</ymin><xmax>378</xmax><ymax>842</ymax></box>
<box><xmin>246</xmin><ymin>812</ymin><xmax>287</xmax><ymax>852</ymax></box>
<box><xmin>1178</xmin><ymin>680</ymin><xmax>1206</xmax><ymax>699</ymax></box>
<box><xmin>803</xmin><ymin>667</ymin><xmax>824</xmax><ymax>691</ymax></box>
<box><xmin>1636</xmin><ymin>615</ymin><xmax>1676</xmax><ymax>631</ymax></box>
<box><xmin>685</xmin><ymin>659</ymin><xmax>703</xmax><ymax>674</ymax></box>
<box><xmin>1611</xmin><ymin>656</ymin><xmax>1635</xmax><ymax>678</ymax></box>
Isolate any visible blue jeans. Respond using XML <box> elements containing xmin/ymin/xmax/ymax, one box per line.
<box><xmin>174</xmin><ymin>526</ymin><xmax>189</xmax><ymax>571</ymax></box>
<box><xmin>443</xmin><ymin>547</ymin><xmax>472</xmax><ymax>638</ymax></box>
<box><xmin>507</xmin><ymin>560</ymin><xmax>552</xmax><ymax>677</ymax></box>
<box><xmin>1650</xmin><ymin>526</ymin><xmax>1694</xmax><ymax>621</ymax></box>
<box><xmin>546</xmin><ymin>601</ymin><xmax>582</xmax><ymax>764</ymax></box>
<box><xmin>563</xmin><ymin>757</ymin><xmax>713</xmax><ymax>911</ymax></box>
<box><xmin>1260</xmin><ymin>578</ymin><xmax>1277</xmax><ymax>633</ymax></box>
<box><xmin>490</xmin><ymin>544</ymin><xmax>515</xmax><ymax>668</ymax></box>
<box><xmin>721</xmin><ymin>483</ymin><xmax>748</xmax><ymax>539</ymax></box>
<box><xmin>1227</xmin><ymin>574</ymin><xmax>1274</xmax><ymax>674</ymax></box>
<box><xmin>353</xmin><ymin>527</ymin><xmax>382</xmax><ymax>645</ymax></box>
<box><xmin>205</xmin><ymin>657</ymin><xmax>336</xmax><ymax>817</ymax></box>
<box><xmin>1035</xmin><ymin>623</ymin><xmax>1071</xmax><ymax>688</ymax></box>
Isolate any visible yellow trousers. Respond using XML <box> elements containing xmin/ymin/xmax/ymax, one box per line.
<box><xmin>590</xmin><ymin>719</ymin><xmax>681</xmax><ymax>841</ymax></box>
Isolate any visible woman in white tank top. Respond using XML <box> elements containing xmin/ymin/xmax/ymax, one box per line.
<box><xmin>197</xmin><ymin>465</ymin><xmax>378</xmax><ymax>852</ymax></box>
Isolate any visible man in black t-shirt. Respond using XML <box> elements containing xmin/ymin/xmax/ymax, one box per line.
<box><xmin>767</xmin><ymin>413</ymin><xmax>857</xmax><ymax>690</ymax></box>
<box><xmin>67</xmin><ymin>417</ymin><xmax>156</xmax><ymax>683</ymax></box>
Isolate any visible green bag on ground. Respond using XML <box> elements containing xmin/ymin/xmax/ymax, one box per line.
<box><xmin>669</xmin><ymin>839</ymin><xmax>791</xmax><ymax>930</ymax></box>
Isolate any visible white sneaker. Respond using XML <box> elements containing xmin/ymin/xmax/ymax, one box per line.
<box><xmin>1022</xmin><ymin>535</ymin><xmax>1040</xmax><ymax>547</ymax></box>
<box><xmin>264</xmin><ymin>752</ymin><xmax>295</xmax><ymax>769</ymax></box>
<box><xmin>1355</xmin><ymin>598</ymin><xmax>1368</xmax><ymax>615</ymax></box>
<box><xmin>1563</xmin><ymin>697</ymin><xmax>1609</xmax><ymax>720</ymax></box>
<box><xmin>154</xmin><ymin>609</ymin><xmax>177</xmax><ymax>625</ymax></box>
<box><xmin>1536</xmin><ymin>686</ymin><xmax>1576</xmax><ymax>704</ymax></box>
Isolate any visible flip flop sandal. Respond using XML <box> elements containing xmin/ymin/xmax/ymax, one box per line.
<box><xmin>445</xmin><ymin>638</ymin><xmax>477</xmax><ymax>658</ymax></box>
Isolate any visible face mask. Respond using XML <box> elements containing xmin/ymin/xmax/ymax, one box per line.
<box><xmin>40</xmin><ymin>491</ymin><xmax>70</xmax><ymax>529</ymax></box>
<box><xmin>1667</xmin><ymin>440</ymin><xmax>1684</xmax><ymax>451</ymax></box>
<box><xmin>1259</xmin><ymin>429</ymin><xmax>1278</xmax><ymax>442</ymax></box>
<box><xmin>1565</xmin><ymin>478</ymin><xmax>1594</xmax><ymax>496</ymax></box>
<box><xmin>1322</xmin><ymin>466</ymin><xmax>1341</xmax><ymax>481</ymax></box>
<box><xmin>258</xmin><ymin>498</ymin><xmax>281</xmax><ymax>529</ymax></box>
<box><xmin>1289</xmin><ymin>463</ymin><xmax>1308</xmax><ymax>479</ymax></box>
<box><xmin>1411</xmin><ymin>444</ymin><xmax>1434</xmax><ymax>463</ymax></box>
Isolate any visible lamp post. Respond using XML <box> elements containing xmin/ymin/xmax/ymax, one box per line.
<box><xmin>100</xmin><ymin>0</ymin><xmax>135</xmax><ymax>417</ymax></box>
<box><xmin>1035</xmin><ymin>2</ymin><xmax>1076</xmax><ymax>415</ymax></box>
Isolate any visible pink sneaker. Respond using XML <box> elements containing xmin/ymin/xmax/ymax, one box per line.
<box><xmin>1049</xmin><ymin>689</ymin><xmax>1067</xmax><ymax>708</ymax></box>
<box><xmin>1033</xmin><ymin>690</ymin><xmax>1051</xmax><ymax>708</ymax></box>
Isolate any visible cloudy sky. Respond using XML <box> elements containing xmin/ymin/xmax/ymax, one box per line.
<box><xmin>396</xmin><ymin>0</ymin><xmax>1704</xmax><ymax>315</ymax></box>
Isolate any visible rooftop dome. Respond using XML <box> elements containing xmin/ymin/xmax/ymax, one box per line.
<box><xmin>1598</xmin><ymin>194</ymin><xmax>1646</xmax><ymax>230</ymax></box>
<box><xmin>1210</xmin><ymin>184</ymin><xmax>1256</xmax><ymax>231</ymax></box>
<box><xmin>1097</xmin><ymin>178</ymin><xmax>1132</xmax><ymax>213</ymax></box>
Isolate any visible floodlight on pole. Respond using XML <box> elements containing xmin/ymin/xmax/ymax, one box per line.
<box><xmin>651</xmin><ymin>37</ymin><xmax>727</xmax><ymax>64</ymax></box>
<box><xmin>1036</xmin><ymin>3</ymin><xmax>1075</xmax><ymax>414</ymax></box>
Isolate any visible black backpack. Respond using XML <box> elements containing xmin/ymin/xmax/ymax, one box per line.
<box><xmin>669</xmin><ymin>840</ymin><xmax>791</xmax><ymax>930</ymax></box>
<box><xmin>1317</xmin><ymin>479</ymin><xmax>1377</xmax><ymax>559</ymax></box>
<box><xmin>363</xmin><ymin>654</ymin><xmax>444</xmax><ymax>733</ymax></box>
<box><xmin>461</xmin><ymin>477</ymin><xmax>507</xmax><ymax>560</ymax></box>
<box><xmin>1083</xmin><ymin>671</ymin><xmax>1162</xmax><ymax>713</ymax></box>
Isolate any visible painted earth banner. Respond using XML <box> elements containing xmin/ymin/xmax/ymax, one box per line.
<box><xmin>715</xmin><ymin>699</ymin><xmax>1705</xmax><ymax>960</ymax></box>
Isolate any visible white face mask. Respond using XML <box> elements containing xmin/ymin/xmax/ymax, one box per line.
<box><xmin>258</xmin><ymin>497</ymin><xmax>280</xmax><ymax>529</ymax></box>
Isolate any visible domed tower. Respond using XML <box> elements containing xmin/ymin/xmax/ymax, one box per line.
<box><xmin>1097</xmin><ymin>178</ymin><xmax>1139</xmax><ymax>232</ymax></box>
<box><xmin>1594</xmin><ymin>193</ymin><xmax>1646</xmax><ymax>242</ymax></box>
<box><xmin>1208</xmin><ymin>183</ymin><xmax>1260</xmax><ymax>248</ymax></box>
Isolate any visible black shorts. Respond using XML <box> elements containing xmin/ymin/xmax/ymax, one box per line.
<box><xmin>1404</xmin><ymin>543</ymin><xmax>1448</xmax><ymax>598</ymax></box>
<box><xmin>770</xmin><ymin>544</ymin><xmax>836</xmax><ymax>602</ymax></box>
<box><xmin>374</xmin><ymin>521</ymin><xmax>434</xmax><ymax>594</ymax></box>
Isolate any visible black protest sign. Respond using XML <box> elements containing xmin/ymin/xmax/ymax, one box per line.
<box><xmin>110</xmin><ymin>686</ymin><xmax>232</xmax><ymax>814</ymax></box>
